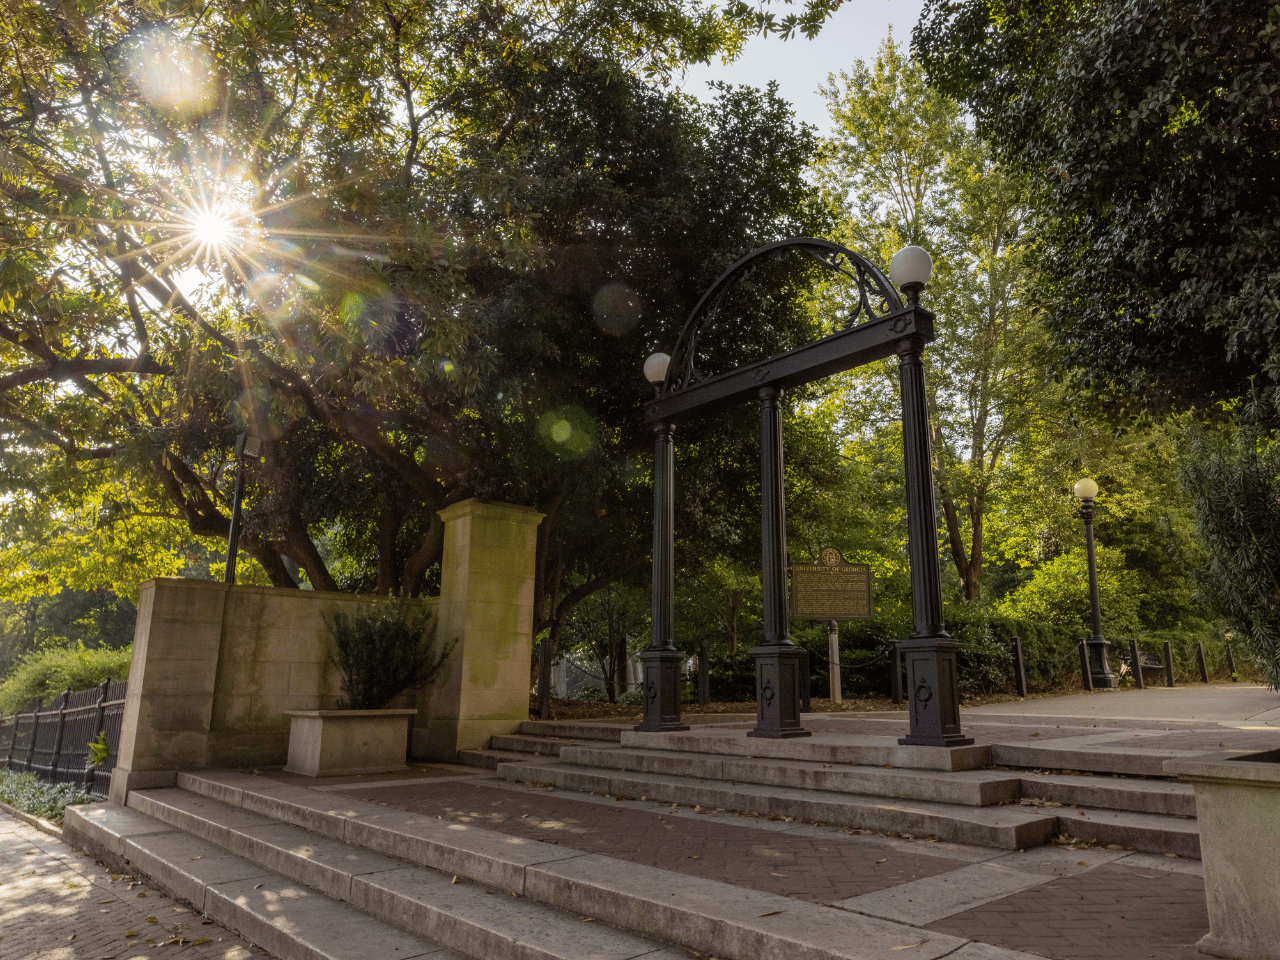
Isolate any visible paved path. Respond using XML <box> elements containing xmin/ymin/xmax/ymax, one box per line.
<box><xmin>0</xmin><ymin>812</ymin><xmax>272</xmax><ymax>960</ymax></box>
<box><xmin>332</xmin><ymin>771</ymin><xmax>1207</xmax><ymax>960</ymax></box>
<box><xmin>7</xmin><ymin>683</ymin><xmax>1271</xmax><ymax>960</ymax></box>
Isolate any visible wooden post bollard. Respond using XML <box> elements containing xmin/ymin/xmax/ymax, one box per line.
<box><xmin>1079</xmin><ymin>641</ymin><xmax>1094</xmax><ymax>692</ymax></box>
<box><xmin>892</xmin><ymin>644</ymin><xmax>903</xmax><ymax>704</ymax></box>
<box><xmin>1227</xmin><ymin>645</ymin><xmax>1238</xmax><ymax>679</ymax></box>
<box><xmin>697</xmin><ymin>642</ymin><xmax>709</xmax><ymax>706</ymax></box>
<box><xmin>1164</xmin><ymin>640</ymin><xmax>1176</xmax><ymax>687</ymax></box>
<box><xmin>1196</xmin><ymin>643</ymin><xmax>1209</xmax><ymax>683</ymax></box>
<box><xmin>1011</xmin><ymin>636</ymin><xmax>1027</xmax><ymax>697</ymax></box>
<box><xmin>1129</xmin><ymin>638</ymin><xmax>1144</xmax><ymax>689</ymax></box>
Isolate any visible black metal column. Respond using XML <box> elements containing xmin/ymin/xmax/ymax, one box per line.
<box><xmin>637</xmin><ymin>420</ymin><xmax>689</xmax><ymax>732</ymax></box>
<box><xmin>749</xmin><ymin>386</ymin><xmax>810</xmax><ymax>739</ymax></box>
<box><xmin>895</xmin><ymin>334</ymin><xmax>971</xmax><ymax>747</ymax></box>
<box><xmin>1079</xmin><ymin>497</ymin><xmax>1119</xmax><ymax>689</ymax></box>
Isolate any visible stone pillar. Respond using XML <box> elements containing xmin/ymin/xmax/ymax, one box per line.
<box><xmin>109</xmin><ymin>579</ymin><xmax>228</xmax><ymax>803</ymax></box>
<box><xmin>413</xmin><ymin>499</ymin><xmax>544</xmax><ymax>761</ymax></box>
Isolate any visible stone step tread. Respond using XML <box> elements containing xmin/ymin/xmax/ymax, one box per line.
<box><xmin>991</xmin><ymin>742</ymin><xmax>1199</xmax><ymax>778</ymax></box>
<box><xmin>558</xmin><ymin>744</ymin><xmax>1020</xmax><ymax>806</ymax></box>
<box><xmin>1053</xmin><ymin>806</ymin><xmax>1201</xmax><ymax>859</ymax></box>
<box><xmin>171</xmin><ymin>770</ymin><xmax>989</xmax><ymax>960</ymax></box>
<box><xmin>63</xmin><ymin>803</ymin><xmax>467</xmax><ymax>960</ymax></box>
<box><xmin>456</xmin><ymin>749</ymin><xmax>544</xmax><ymax>771</ymax></box>
<box><xmin>620</xmin><ymin>730</ymin><xmax>991</xmax><ymax>772</ymax></box>
<box><xmin>498</xmin><ymin>759</ymin><xmax>1057</xmax><ymax>851</ymax></box>
<box><xmin>1021</xmin><ymin>773</ymin><xmax>1197</xmax><ymax>817</ymax></box>
<box><xmin>117</xmin><ymin>790</ymin><xmax>682</xmax><ymax>960</ymax></box>
<box><xmin>491</xmin><ymin>734</ymin><xmax>600</xmax><ymax>754</ymax></box>
<box><xmin>520</xmin><ymin>721</ymin><xmax>625</xmax><ymax>742</ymax></box>
<box><xmin>502</xmin><ymin>759</ymin><xmax>1047</xmax><ymax>827</ymax></box>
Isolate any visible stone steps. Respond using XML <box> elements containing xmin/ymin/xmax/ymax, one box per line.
<box><xmin>1020</xmin><ymin>772</ymin><xmax>1197</xmax><ymax>817</ymax></box>
<box><xmin>990</xmin><ymin>740</ymin><xmax>1201</xmax><ymax>777</ymax></box>
<box><xmin>455</xmin><ymin>748</ymin><xmax>540</xmax><ymax>771</ymax></box>
<box><xmin>65</xmin><ymin>770</ymin><xmax>1026</xmax><ymax>960</ymax></box>
<box><xmin>497</xmin><ymin>759</ymin><xmax>1058</xmax><ymax>850</ymax></box>
<box><xmin>558</xmin><ymin>744</ymin><xmax>1022</xmax><ymax>807</ymax></box>
<box><xmin>63</xmin><ymin>803</ymin><xmax>469</xmax><ymax>960</ymax></box>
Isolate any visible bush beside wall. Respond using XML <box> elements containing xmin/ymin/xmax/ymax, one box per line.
<box><xmin>0</xmin><ymin>643</ymin><xmax>132</xmax><ymax>715</ymax></box>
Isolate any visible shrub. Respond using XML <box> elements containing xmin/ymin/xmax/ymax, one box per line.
<box><xmin>0</xmin><ymin>770</ymin><xmax>93</xmax><ymax>821</ymax></box>
<box><xmin>997</xmin><ymin>546</ymin><xmax>1142</xmax><ymax>637</ymax></box>
<box><xmin>326</xmin><ymin>600</ymin><xmax>453</xmax><ymax>710</ymax></box>
<box><xmin>567</xmin><ymin>685</ymin><xmax>609</xmax><ymax>702</ymax></box>
<box><xmin>1181</xmin><ymin>420</ymin><xmax>1280</xmax><ymax>689</ymax></box>
<box><xmin>617</xmin><ymin>687</ymin><xmax>644</xmax><ymax>705</ymax></box>
<box><xmin>0</xmin><ymin>642</ymin><xmax>132</xmax><ymax>715</ymax></box>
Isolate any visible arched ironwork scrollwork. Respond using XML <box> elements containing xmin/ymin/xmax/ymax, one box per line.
<box><xmin>661</xmin><ymin>238</ymin><xmax>902</xmax><ymax>396</ymax></box>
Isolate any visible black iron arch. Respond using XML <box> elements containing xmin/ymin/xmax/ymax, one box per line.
<box><xmin>665</xmin><ymin>237</ymin><xmax>903</xmax><ymax>394</ymax></box>
<box><xmin>637</xmin><ymin>236</ymin><xmax>971</xmax><ymax>749</ymax></box>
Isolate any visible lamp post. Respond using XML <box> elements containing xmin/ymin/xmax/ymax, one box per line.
<box><xmin>637</xmin><ymin>352</ymin><xmax>689</xmax><ymax>732</ymax></box>
<box><xmin>890</xmin><ymin>246</ymin><xmax>972</xmax><ymax>747</ymax></box>
<box><xmin>224</xmin><ymin>432</ymin><xmax>262</xmax><ymax>585</ymax></box>
<box><xmin>1074</xmin><ymin>477</ymin><xmax>1118</xmax><ymax>689</ymax></box>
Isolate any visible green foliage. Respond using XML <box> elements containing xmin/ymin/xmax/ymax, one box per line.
<box><xmin>326</xmin><ymin>602</ymin><xmax>452</xmax><ymax>710</ymax></box>
<box><xmin>87</xmin><ymin>731</ymin><xmax>110</xmax><ymax>769</ymax></box>
<box><xmin>815</xmin><ymin>38</ymin><xmax>1047</xmax><ymax>602</ymax></box>
<box><xmin>0</xmin><ymin>587</ymin><xmax>137</xmax><ymax>680</ymax></box>
<box><xmin>0</xmin><ymin>643</ymin><xmax>132</xmax><ymax>715</ymax></box>
<box><xmin>997</xmin><ymin>546</ymin><xmax>1142</xmax><ymax>637</ymax></box>
<box><xmin>916</xmin><ymin>0</ymin><xmax>1280</xmax><ymax>415</ymax></box>
<box><xmin>0</xmin><ymin>770</ymin><xmax>93</xmax><ymax>822</ymax></box>
<box><xmin>617</xmin><ymin>687</ymin><xmax>645</xmax><ymax>706</ymax></box>
<box><xmin>567</xmin><ymin>686</ymin><xmax>609</xmax><ymax>703</ymax></box>
<box><xmin>1181</xmin><ymin>417</ymin><xmax>1280</xmax><ymax>688</ymax></box>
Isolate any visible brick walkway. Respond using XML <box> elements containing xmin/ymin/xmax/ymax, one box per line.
<box><xmin>0</xmin><ymin>812</ymin><xmax>273</xmax><ymax>960</ymax></box>
<box><xmin>341</xmin><ymin>776</ymin><xmax>1211</xmax><ymax>960</ymax></box>
<box><xmin>927</xmin><ymin>863</ymin><xmax>1207</xmax><ymax>960</ymax></box>
<box><xmin>343</xmin><ymin>778</ymin><xmax>966</xmax><ymax>903</ymax></box>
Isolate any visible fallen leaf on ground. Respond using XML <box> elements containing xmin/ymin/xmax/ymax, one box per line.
<box><xmin>125</xmin><ymin>931</ymin><xmax>138</xmax><ymax>938</ymax></box>
<box><xmin>769</xmin><ymin>873</ymin><xmax>788</xmax><ymax>878</ymax></box>
<box><xmin>892</xmin><ymin>942</ymin><xmax>926</xmax><ymax>951</ymax></box>
<box><xmin>877</xmin><ymin>859</ymin><xmax>887</xmax><ymax>864</ymax></box>
<box><xmin>758</xmin><ymin>911</ymin><xmax>784</xmax><ymax>918</ymax></box>
<box><xmin>192</xmin><ymin>939</ymin><xmax>212</xmax><ymax>946</ymax></box>
<box><xmin>687</xmin><ymin>855</ymin><xmax>700</xmax><ymax>860</ymax></box>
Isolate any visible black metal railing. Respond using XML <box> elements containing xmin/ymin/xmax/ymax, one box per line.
<box><xmin>0</xmin><ymin>679</ymin><xmax>128</xmax><ymax>799</ymax></box>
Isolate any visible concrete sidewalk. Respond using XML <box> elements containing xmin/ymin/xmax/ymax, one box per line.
<box><xmin>964</xmin><ymin>682</ymin><xmax>1280</xmax><ymax>726</ymax></box>
<box><xmin>0</xmin><ymin>810</ymin><xmax>273</xmax><ymax>960</ymax></box>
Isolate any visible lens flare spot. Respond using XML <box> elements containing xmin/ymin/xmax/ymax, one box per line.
<box><xmin>538</xmin><ymin>406</ymin><xmax>597</xmax><ymax>458</ymax></box>
<box><xmin>592</xmin><ymin>283</ymin><xmax>642</xmax><ymax>335</ymax></box>
<box><xmin>129</xmin><ymin>29</ymin><xmax>216</xmax><ymax>117</ymax></box>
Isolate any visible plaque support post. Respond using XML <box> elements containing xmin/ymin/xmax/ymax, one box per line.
<box><xmin>828</xmin><ymin>619</ymin><xmax>842</xmax><ymax>705</ymax></box>
<box><xmin>750</xmin><ymin>386</ymin><xmax>810</xmax><ymax>739</ymax></box>
<box><xmin>895</xmin><ymin>302</ymin><xmax>971</xmax><ymax>747</ymax></box>
<box><xmin>637</xmin><ymin>419</ymin><xmax>688</xmax><ymax>732</ymax></box>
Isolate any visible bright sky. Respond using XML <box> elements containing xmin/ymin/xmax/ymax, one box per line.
<box><xmin>678</xmin><ymin>0</ymin><xmax>927</xmax><ymax>134</ymax></box>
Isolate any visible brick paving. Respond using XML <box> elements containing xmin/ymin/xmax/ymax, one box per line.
<box><xmin>342</xmin><ymin>778</ymin><xmax>967</xmax><ymax>903</ymax></box>
<box><xmin>927</xmin><ymin>863</ymin><xmax>1208</xmax><ymax>960</ymax></box>
<box><xmin>0</xmin><ymin>812</ymin><xmax>273</xmax><ymax>960</ymax></box>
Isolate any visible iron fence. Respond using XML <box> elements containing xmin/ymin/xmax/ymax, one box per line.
<box><xmin>0</xmin><ymin>679</ymin><xmax>128</xmax><ymax>799</ymax></box>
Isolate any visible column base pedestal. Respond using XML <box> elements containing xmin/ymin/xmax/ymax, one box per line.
<box><xmin>897</xmin><ymin>636</ymin><xmax>972</xmax><ymax>747</ymax></box>
<box><xmin>635</xmin><ymin>649</ymin><xmax>689</xmax><ymax>732</ymax></box>
<box><xmin>747</xmin><ymin>644</ymin><xmax>811</xmax><ymax>739</ymax></box>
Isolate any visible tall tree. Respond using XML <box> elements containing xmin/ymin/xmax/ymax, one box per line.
<box><xmin>0</xmin><ymin>0</ymin><xmax>825</xmax><ymax>647</ymax></box>
<box><xmin>814</xmin><ymin>38</ymin><xmax>1045</xmax><ymax>602</ymax></box>
<box><xmin>914</xmin><ymin>0</ymin><xmax>1280</xmax><ymax>417</ymax></box>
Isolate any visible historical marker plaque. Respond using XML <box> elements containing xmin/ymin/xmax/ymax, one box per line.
<box><xmin>791</xmin><ymin>547</ymin><xmax>873</xmax><ymax>620</ymax></box>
